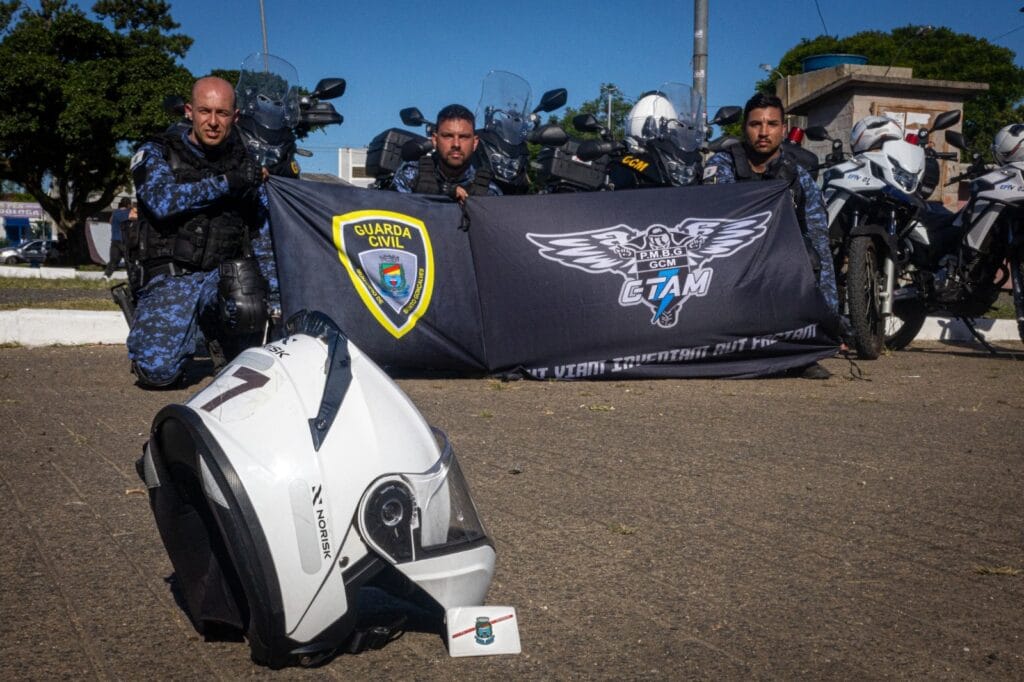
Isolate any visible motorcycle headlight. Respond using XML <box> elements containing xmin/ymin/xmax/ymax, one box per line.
<box><xmin>887</xmin><ymin>156</ymin><xmax>918</xmax><ymax>192</ymax></box>
<box><xmin>490</xmin><ymin>152</ymin><xmax>522</xmax><ymax>182</ymax></box>
<box><xmin>667</xmin><ymin>160</ymin><xmax>697</xmax><ymax>186</ymax></box>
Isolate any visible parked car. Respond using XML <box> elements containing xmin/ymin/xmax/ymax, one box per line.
<box><xmin>0</xmin><ymin>239</ymin><xmax>58</xmax><ymax>265</ymax></box>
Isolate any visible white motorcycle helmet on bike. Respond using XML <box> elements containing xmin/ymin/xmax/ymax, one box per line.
<box><xmin>626</xmin><ymin>92</ymin><xmax>679</xmax><ymax>142</ymax></box>
<box><xmin>137</xmin><ymin>310</ymin><xmax>495</xmax><ymax>668</ymax></box>
<box><xmin>992</xmin><ymin>124</ymin><xmax>1024</xmax><ymax>165</ymax></box>
<box><xmin>850</xmin><ymin>115</ymin><xmax>904</xmax><ymax>153</ymax></box>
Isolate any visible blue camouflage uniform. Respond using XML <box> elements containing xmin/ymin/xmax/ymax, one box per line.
<box><xmin>391</xmin><ymin>157</ymin><xmax>502</xmax><ymax>196</ymax></box>
<box><xmin>704</xmin><ymin>149</ymin><xmax>839</xmax><ymax>313</ymax></box>
<box><xmin>127</xmin><ymin>130</ymin><xmax>275</xmax><ymax>385</ymax></box>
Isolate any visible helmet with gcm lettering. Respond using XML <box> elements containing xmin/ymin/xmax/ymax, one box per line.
<box><xmin>138</xmin><ymin>310</ymin><xmax>495</xmax><ymax>668</ymax></box>
<box><xmin>992</xmin><ymin>124</ymin><xmax>1024</xmax><ymax>165</ymax></box>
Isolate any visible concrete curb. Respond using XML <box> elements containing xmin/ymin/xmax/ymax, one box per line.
<box><xmin>0</xmin><ymin>307</ymin><xmax>1018</xmax><ymax>348</ymax></box>
<box><xmin>0</xmin><ymin>265</ymin><xmax>126</xmax><ymax>281</ymax></box>
<box><xmin>0</xmin><ymin>309</ymin><xmax>128</xmax><ymax>346</ymax></box>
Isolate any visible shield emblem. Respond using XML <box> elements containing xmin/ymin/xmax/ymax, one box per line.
<box><xmin>333</xmin><ymin>210</ymin><xmax>434</xmax><ymax>338</ymax></box>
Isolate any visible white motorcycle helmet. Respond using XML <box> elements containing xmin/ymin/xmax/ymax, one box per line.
<box><xmin>850</xmin><ymin>115</ymin><xmax>904</xmax><ymax>153</ymax></box>
<box><xmin>138</xmin><ymin>311</ymin><xmax>495</xmax><ymax>668</ymax></box>
<box><xmin>626</xmin><ymin>92</ymin><xmax>679</xmax><ymax>141</ymax></box>
<box><xmin>992</xmin><ymin>124</ymin><xmax>1024</xmax><ymax>165</ymax></box>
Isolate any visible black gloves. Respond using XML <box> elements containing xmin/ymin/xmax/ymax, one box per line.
<box><xmin>223</xmin><ymin>157</ymin><xmax>262</xmax><ymax>193</ymax></box>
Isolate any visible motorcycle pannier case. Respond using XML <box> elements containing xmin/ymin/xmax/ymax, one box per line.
<box><xmin>138</xmin><ymin>311</ymin><xmax>494</xmax><ymax>668</ymax></box>
<box><xmin>366</xmin><ymin>128</ymin><xmax>427</xmax><ymax>177</ymax></box>
<box><xmin>537</xmin><ymin>139</ymin><xmax>606</xmax><ymax>191</ymax></box>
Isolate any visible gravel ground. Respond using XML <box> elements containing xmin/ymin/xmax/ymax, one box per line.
<box><xmin>1</xmin><ymin>340</ymin><xmax>1022</xmax><ymax>679</ymax></box>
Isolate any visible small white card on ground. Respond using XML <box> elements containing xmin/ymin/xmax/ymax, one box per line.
<box><xmin>445</xmin><ymin>606</ymin><xmax>521</xmax><ymax>657</ymax></box>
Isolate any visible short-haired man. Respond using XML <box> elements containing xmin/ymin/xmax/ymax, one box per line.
<box><xmin>126</xmin><ymin>76</ymin><xmax>272</xmax><ymax>388</ymax></box>
<box><xmin>703</xmin><ymin>93</ymin><xmax>839</xmax><ymax>378</ymax></box>
<box><xmin>392</xmin><ymin>104</ymin><xmax>500</xmax><ymax>201</ymax></box>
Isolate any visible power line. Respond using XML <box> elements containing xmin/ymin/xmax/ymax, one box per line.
<box><xmin>992</xmin><ymin>24</ymin><xmax>1024</xmax><ymax>41</ymax></box>
<box><xmin>813</xmin><ymin>0</ymin><xmax>830</xmax><ymax>37</ymax></box>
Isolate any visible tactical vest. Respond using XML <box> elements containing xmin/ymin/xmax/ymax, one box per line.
<box><xmin>134</xmin><ymin>130</ymin><xmax>257</xmax><ymax>274</ymax></box>
<box><xmin>728</xmin><ymin>144</ymin><xmax>819</xmax><ymax>273</ymax></box>
<box><xmin>728</xmin><ymin>143</ymin><xmax>808</xmax><ymax>234</ymax></box>
<box><xmin>411</xmin><ymin>155</ymin><xmax>494</xmax><ymax>197</ymax></box>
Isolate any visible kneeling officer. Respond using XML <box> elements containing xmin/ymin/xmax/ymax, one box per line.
<box><xmin>127</xmin><ymin>76</ymin><xmax>269</xmax><ymax>388</ymax></box>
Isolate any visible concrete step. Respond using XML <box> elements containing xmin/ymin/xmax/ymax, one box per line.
<box><xmin>0</xmin><ymin>308</ymin><xmax>1018</xmax><ymax>348</ymax></box>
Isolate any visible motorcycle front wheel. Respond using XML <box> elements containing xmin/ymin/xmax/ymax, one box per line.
<box><xmin>846</xmin><ymin>235</ymin><xmax>885</xmax><ymax>359</ymax></box>
<box><xmin>884</xmin><ymin>298</ymin><xmax>927</xmax><ymax>351</ymax></box>
<box><xmin>1011</xmin><ymin>246</ymin><xmax>1024</xmax><ymax>343</ymax></box>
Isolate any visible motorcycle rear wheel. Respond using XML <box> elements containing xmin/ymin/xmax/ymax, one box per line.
<box><xmin>847</xmin><ymin>235</ymin><xmax>885</xmax><ymax>359</ymax></box>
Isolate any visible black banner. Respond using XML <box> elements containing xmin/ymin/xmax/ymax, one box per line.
<box><xmin>267</xmin><ymin>178</ymin><xmax>840</xmax><ymax>378</ymax></box>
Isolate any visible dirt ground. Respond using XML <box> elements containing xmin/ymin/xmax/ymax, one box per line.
<box><xmin>1</xmin><ymin>340</ymin><xmax>1023</xmax><ymax>679</ymax></box>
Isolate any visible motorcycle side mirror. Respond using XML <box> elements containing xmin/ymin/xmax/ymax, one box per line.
<box><xmin>573</xmin><ymin>113</ymin><xmax>604</xmax><ymax>133</ymax></box>
<box><xmin>294</xmin><ymin>148</ymin><xmax>313</xmax><ymax>158</ymax></box>
<box><xmin>945</xmin><ymin>130</ymin><xmax>967</xmax><ymax>151</ymax></box>
<box><xmin>163</xmin><ymin>95</ymin><xmax>186</xmax><ymax>117</ymax></box>
<box><xmin>577</xmin><ymin>139</ymin><xmax>617</xmax><ymax>161</ymax></box>
<box><xmin>709</xmin><ymin>106</ymin><xmax>742</xmax><ymax>127</ymax></box>
<box><xmin>535</xmin><ymin>88</ymin><xmax>568</xmax><ymax>114</ymax></box>
<box><xmin>311</xmin><ymin>78</ymin><xmax>346</xmax><ymax>101</ymax></box>
<box><xmin>300</xmin><ymin>102</ymin><xmax>343</xmax><ymax>127</ymax></box>
<box><xmin>401</xmin><ymin>138</ymin><xmax>433</xmax><ymax>161</ymax></box>
<box><xmin>400</xmin><ymin>107</ymin><xmax>427</xmax><ymax>128</ymax></box>
<box><xmin>931</xmin><ymin>109</ymin><xmax>961</xmax><ymax>132</ymax></box>
<box><xmin>804</xmin><ymin>126</ymin><xmax>831</xmax><ymax>142</ymax></box>
<box><xmin>528</xmin><ymin>124</ymin><xmax>569</xmax><ymax>147</ymax></box>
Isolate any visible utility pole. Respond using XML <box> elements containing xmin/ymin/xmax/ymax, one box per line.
<box><xmin>259</xmin><ymin>0</ymin><xmax>270</xmax><ymax>62</ymax></box>
<box><xmin>693</xmin><ymin>0</ymin><xmax>708</xmax><ymax>123</ymax></box>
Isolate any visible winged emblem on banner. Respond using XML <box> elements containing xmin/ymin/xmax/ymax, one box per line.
<box><xmin>525</xmin><ymin>212</ymin><xmax>772</xmax><ymax>328</ymax></box>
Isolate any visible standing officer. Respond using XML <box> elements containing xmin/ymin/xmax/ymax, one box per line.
<box><xmin>703</xmin><ymin>93</ymin><xmax>840</xmax><ymax>379</ymax></box>
<box><xmin>127</xmin><ymin>76</ymin><xmax>270</xmax><ymax>388</ymax></box>
<box><xmin>391</xmin><ymin>104</ymin><xmax>501</xmax><ymax>200</ymax></box>
<box><xmin>103</xmin><ymin>197</ymin><xmax>131</xmax><ymax>278</ymax></box>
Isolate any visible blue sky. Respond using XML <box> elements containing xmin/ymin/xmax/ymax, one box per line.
<box><xmin>142</xmin><ymin>1</ymin><xmax>1024</xmax><ymax>173</ymax></box>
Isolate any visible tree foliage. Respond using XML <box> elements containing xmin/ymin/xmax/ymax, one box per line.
<box><xmin>554</xmin><ymin>83</ymin><xmax>634</xmax><ymax>140</ymax></box>
<box><xmin>761</xmin><ymin>26</ymin><xmax>1024</xmax><ymax>153</ymax></box>
<box><xmin>0</xmin><ymin>0</ymin><xmax>193</xmax><ymax>253</ymax></box>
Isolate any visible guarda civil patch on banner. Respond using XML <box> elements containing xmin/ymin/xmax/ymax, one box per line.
<box><xmin>333</xmin><ymin>210</ymin><xmax>434</xmax><ymax>338</ymax></box>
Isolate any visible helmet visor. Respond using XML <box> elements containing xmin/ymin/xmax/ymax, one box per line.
<box><xmin>359</xmin><ymin>428</ymin><xmax>487</xmax><ymax>565</ymax></box>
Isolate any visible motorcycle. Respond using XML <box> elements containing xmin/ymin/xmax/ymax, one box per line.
<box><xmin>574</xmin><ymin>84</ymin><xmax>740</xmax><ymax>189</ymax></box>
<box><xmin>473</xmin><ymin>70</ymin><xmax>568</xmax><ymax>194</ymax></box>
<box><xmin>365</xmin><ymin>108</ymin><xmax>432</xmax><ymax>190</ymax></box>
<box><xmin>366</xmin><ymin>71</ymin><xmax>568</xmax><ymax>193</ymax></box>
<box><xmin>235</xmin><ymin>52</ymin><xmax>345</xmax><ymax>178</ymax></box>
<box><xmin>880</xmin><ymin>130</ymin><xmax>1024</xmax><ymax>348</ymax></box>
<box><xmin>810</xmin><ymin>110</ymin><xmax>962</xmax><ymax>357</ymax></box>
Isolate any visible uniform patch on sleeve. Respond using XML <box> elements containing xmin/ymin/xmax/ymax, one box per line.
<box><xmin>703</xmin><ymin>165</ymin><xmax>718</xmax><ymax>181</ymax></box>
<box><xmin>130</xmin><ymin>149</ymin><xmax>146</xmax><ymax>170</ymax></box>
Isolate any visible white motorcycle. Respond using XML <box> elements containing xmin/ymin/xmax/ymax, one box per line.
<box><xmin>809</xmin><ymin>110</ymin><xmax>961</xmax><ymax>357</ymax></box>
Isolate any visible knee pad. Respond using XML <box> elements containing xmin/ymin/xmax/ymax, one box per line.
<box><xmin>218</xmin><ymin>258</ymin><xmax>268</xmax><ymax>336</ymax></box>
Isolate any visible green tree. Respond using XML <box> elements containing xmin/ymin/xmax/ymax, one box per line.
<box><xmin>761</xmin><ymin>26</ymin><xmax>1024</xmax><ymax>154</ymax></box>
<box><xmin>555</xmin><ymin>83</ymin><xmax>634</xmax><ymax>140</ymax></box>
<box><xmin>0</xmin><ymin>0</ymin><xmax>193</xmax><ymax>261</ymax></box>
